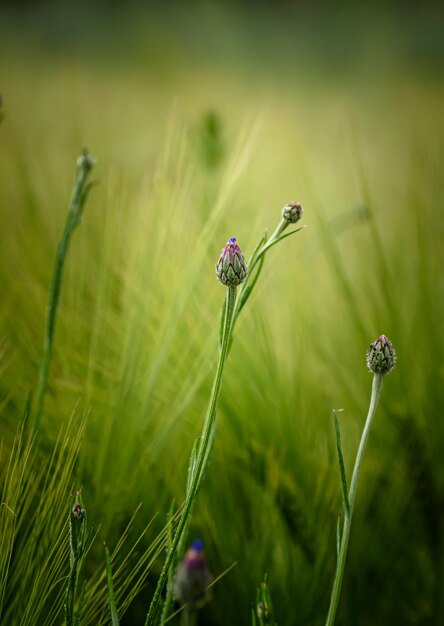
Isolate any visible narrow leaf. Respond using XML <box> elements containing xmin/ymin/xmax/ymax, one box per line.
<box><xmin>159</xmin><ymin>500</ymin><xmax>176</xmax><ymax>625</ymax></box>
<box><xmin>237</xmin><ymin>254</ymin><xmax>265</xmax><ymax>315</ymax></box>
<box><xmin>333</xmin><ymin>409</ymin><xmax>350</xmax><ymax>517</ymax></box>
<box><xmin>336</xmin><ymin>516</ymin><xmax>341</xmax><ymax>559</ymax></box>
<box><xmin>218</xmin><ymin>297</ymin><xmax>227</xmax><ymax>349</ymax></box>
<box><xmin>186</xmin><ymin>438</ymin><xmax>199</xmax><ymax>497</ymax></box>
<box><xmin>105</xmin><ymin>545</ymin><xmax>120</xmax><ymax>626</ymax></box>
<box><xmin>247</xmin><ymin>231</ymin><xmax>267</xmax><ymax>270</ymax></box>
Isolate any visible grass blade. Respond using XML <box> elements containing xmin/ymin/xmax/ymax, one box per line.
<box><xmin>105</xmin><ymin>545</ymin><xmax>120</xmax><ymax>626</ymax></box>
<box><xmin>333</xmin><ymin>409</ymin><xmax>349</xmax><ymax>518</ymax></box>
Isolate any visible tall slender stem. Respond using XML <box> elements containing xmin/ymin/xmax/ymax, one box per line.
<box><xmin>33</xmin><ymin>151</ymin><xmax>93</xmax><ymax>431</ymax></box>
<box><xmin>146</xmin><ymin>287</ymin><xmax>237</xmax><ymax>626</ymax></box>
<box><xmin>325</xmin><ymin>373</ymin><xmax>384</xmax><ymax>626</ymax></box>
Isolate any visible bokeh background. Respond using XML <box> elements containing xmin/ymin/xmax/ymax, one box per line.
<box><xmin>1</xmin><ymin>1</ymin><xmax>444</xmax><ymax>624</ymax></box>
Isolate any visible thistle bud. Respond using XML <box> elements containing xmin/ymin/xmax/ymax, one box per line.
<box><xmin>71</xmin><ymin>502</ymin><xmax>85</xmax><ymax>521</ymax></box>
<box><xmin>366</xmin><ymin>335</ymin><xmax>396</xmax><ymax>375</ymax></box>
<box><xmin>257</xmin><ymin>600</ymin><xmax>270</xmax><ymax>622</ymax></box>
<box><xmin>215</xmin><ymin>237</ymin><xmax>247</xmax><ymax>287</ymax></box>
<box><xmin>76</xmin><ymin>149</ymin><xmax>95</xmax><ymax>170</ymax></box>
<box><xmin>282</xmin><ymin>201</ymin><xmax>303</xmax><ymax>224</ymax></box>
<box><xmin>173</xmin><ymin>539</ymin><xmax>213</xmax><ymax>608</ymax></box>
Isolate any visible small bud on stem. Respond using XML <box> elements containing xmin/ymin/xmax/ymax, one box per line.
<box><xmin>282</xmin><ymin>201</ymin><xmax>303</xmax><ymax>224</ymax></box>
<box><xmin>215</xmin><ymin>237</ymin><xmax>248</xmax><ymax>287</ymax></box>
<box><xmin>366</xmin><ymin>334</ymin><xmax>396</xmax><ymax>375</ymax></box>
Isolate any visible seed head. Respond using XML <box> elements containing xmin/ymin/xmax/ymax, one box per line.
<box><xmin>282</xmin><ymin>201</ymin><xmax>303</xmax><ymax>224</ymax></box>
<box><xmin>215</xmin><ymin>237</ymin><xmax>248</xmax><ymax>287</ymax></box>
<box><xmin>366</xmin><ymin>335</ymin><xmax>396</xmax><ymax>375</ymax></box>
<box><xmin>173</xmin><ymin>539</ymin><xmax>213</xmax><ymax>608</ymax></box>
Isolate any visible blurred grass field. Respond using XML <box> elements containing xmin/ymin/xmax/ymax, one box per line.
<box><xmin>1</xmin><ymin>2</ymin><xmax>444</xmax><ymax>624</ymax></box>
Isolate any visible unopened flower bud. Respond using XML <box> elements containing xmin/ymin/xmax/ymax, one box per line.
<box><xmin>282</xmin><ymin>201</ymin><xmax>303</xmax><ymax>224</ymax></box>
<box><xmin>173</xmin><ymin>539</ymin><xmax>213</xmax><ymax>608</ymax></box>
<box><xmin>366</xmin><ymin>335</ymin><xmax>396</xmax><ymax>374</ymax></box>
<box><xmin>215</xmin><ymin>237</ymin><xmax>247</xmax><ymax>287</ymax></box>
<box><xmin>76</xmin><ymin>150</ymin><xmax>95</xmax><ymax>170</ymax></box>
<box><xmin>71</xmin><ymin>502</ymin><xmax>85</xmax><ymax>521</ymax></box>
<box><xmin>257</xmin><ymin>600</ymin><xmax>270</xmax><ymax>622</ymax></box>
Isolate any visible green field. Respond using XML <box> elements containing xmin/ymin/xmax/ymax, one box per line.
<box><xmin>1</xmin><ymin>3</ymin><xmax>443</xmax><ymax>625</ymax></box>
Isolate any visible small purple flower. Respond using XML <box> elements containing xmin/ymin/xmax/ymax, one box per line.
<box><xmin>366</xmin><ymin>334</ymin><xmax>396</xmax><ymax>374</ymax></box>
<box><xmin>215</xmin><ymin>237</ymin><xmax>248</xmax><ymax>287</ymax></box>
<box><xmin>173</xmin><ymin>540</ymin><xmax>213</xmax><ymax>608</ymax></box>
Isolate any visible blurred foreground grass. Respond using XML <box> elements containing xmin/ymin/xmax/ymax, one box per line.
<box><xmin>1</xmin><ymin>3</ymin><xmax>444</xmax><ymax>624</ymax></box>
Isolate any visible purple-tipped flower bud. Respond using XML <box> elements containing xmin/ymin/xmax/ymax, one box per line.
<box><xmin>215</xmin><ymin>237</ymin><xmax>248</xmax><ymax>287</ymax></box>
<box><xmin>282</xmin><ymin>201</ymin><xmax>303</xmax><ymax>224</ymax></box>
<box><xmin>173</xmin><ymin>540</ymin><xmax>213</xmax><ymax>608</ymax></box>
<box><xmin>366</xmin><ymin>335</ymin><xmax>396</xmax><ymax>374</ymax></box>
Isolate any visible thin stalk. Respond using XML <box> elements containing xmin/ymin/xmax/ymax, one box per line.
<box><xmin>145</xmin><ymin>286</ymin><xmax>237</xmax><ymax>626</ymax></box>
<box><xmin>233</xmin><ymin>218</ymin><xmax>290</xmax><ymax>325</ymax></box>
<box><xmin>105</xmin><ymin>545</ymin><xmax>120</xmax><ymax>626</ymax></box>
<box><xmin>236</xmin><ymin>221</ymin><xmax>303</xmax><ymax>316</ymax></box>
<box><xmin>65</xmin><ymin>498</ymin><xmax>88</xmax><ymax>626</ymax></box>
<box><xmin>263</xmin><ymin>218</ymin><xmax>287</xmax><ymax>251</ymax></box>
<box><xmin>247</xmin><ymin>218</ymin><xmax>286</xmax><ymax>275</ymax></box>
<box><xmin>325</xmin><ymin>373</ymin><xmax>384</xmax><ymax>626</ymax></box>
<box><xmin>180</xmin><ymin>607</ymin><xmax>197</xmax><ymax>626</ymax></box>
<box><xmin>33</xmin><ymin>150</ymin><xmax>94</xmax><ymax>431</ymax></box>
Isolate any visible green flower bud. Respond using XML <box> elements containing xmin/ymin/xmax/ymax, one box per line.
<box><xmin>76</xmin><ymin>150</ymin><xmax>95</xmax><ymax>170</ymax></box>
<box><xmin>257</xmin><ymin>600</ymin><xmax>270</xmax><ymax>622</ymax></box>
<box><xmin>366</xmin><ymin>335</ymin><xmax>396</xmax><ymax>374</ymax></box>
<box><xmin>282</xmin><ymin>201</ymin><xmax>303</xmax><ymax>224</ymax></box>
<box><xmin>215</xmin><ymin>237</ymin><xmax>247</xmax><ymax>287</ymax></box>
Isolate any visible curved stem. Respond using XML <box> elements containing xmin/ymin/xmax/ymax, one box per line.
<box><xmin>325</xmin><ymin>373</ymin><xmax>384</xmax><ymax>626</ymax></box>
<box><xmin>249</xmin><ymin>218</ymin><xmax>287</xmax><ymax>275</ymax></box>
<box><xmin>147</xmin><ymin>287</ymin><xmax>237</xmax><ymax>626</ymax></box>
<box><xmin>33</xmin><ymin>152</ymin><xmax>93</xmax><ymax>431</ymax></box>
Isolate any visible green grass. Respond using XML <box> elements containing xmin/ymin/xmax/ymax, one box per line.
<box><xmin>1</xmin><ymin>3</ymin><xmax>444</xmax><ymax>624</ymax></box>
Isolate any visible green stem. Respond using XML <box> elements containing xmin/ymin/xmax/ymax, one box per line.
<box><xmin>181</xmin><ymin>607</ymin><xmax>196</xmax><ymax>626</ymax></box>
<box><xmin>146</xmin><ymin>286</ymin><xmax>237</xmax><ymax>626</ymax></box>
<box><xmin>249</xmin><ymin>218</ymin><xmax>287</xmax><ymax>274</ymax></box>
<box><xmin>65</xmin><ymin>499</ymin><xmax>88</xmax><ymax>626</ymax></box>
<box><xmin>33</xmin><ymin>151</ymin><xmax>94</xmax><ymax>431</ymax></box>
<box><xmin>325</xmin><ymin>373</ymin><xmax>384</xmax><ymax>626</ymax></box>
<box><xmin>105</xmin><ymin>545</ymin><xmax>120</xmax><ymax>626</ymax></box>
<box><xmin>232</xmin><ymin>218</ymin><xmax>287</xmax><ymax>328</ymax></box>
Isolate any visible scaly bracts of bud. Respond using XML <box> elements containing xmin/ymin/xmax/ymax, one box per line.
<box><xmin>282</xmin><ymin>201</ymin><xmax>303</xmax><ymax>224</ymax></box>
<box><xmin>71</xmin><ymin>502</ymin><xmax>85</xmax><ymax>521</ymax></box>
<box><xmin>76</xmin><ymin>149</ymin><xmax>95</xmax><ymax>170</ymax></box>
<box><xmin>215</xmin><ymin>237</ymin><xmax>248</xmax><ymax>287</ymax></box>
<box><xmin>173</xmin><ymin>540</ymin><xmax>213</xmax><ymax>608</ymax></box>
<box><xmin>366</xmin><ymin>334</ymin><xmax>396</xmax><ymax>375</ymax></box>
